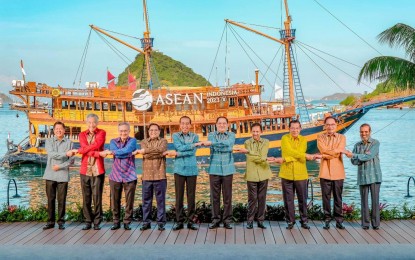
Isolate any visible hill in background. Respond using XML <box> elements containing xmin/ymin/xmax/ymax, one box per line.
<box><xmin>0</xmin><ymin>93</ymin><xmax>12</xmax><ymax>103</ymax></box>
<box><xmin>321</xmin><ymin>92</ymin><xmax>362</xmax><ymax>101</ymax></box>
<box><xmin>117</xmin><ymin>51</ymin><xmax>211</xmax><ymax>87</ymax></box>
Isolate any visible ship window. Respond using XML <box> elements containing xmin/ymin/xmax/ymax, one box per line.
<box><xmin>110</xmin><ymin>103</ymin><xmax>117</xmax><ymax>111</ymax></box>
<box><xmin>238</xmin><ymin>98</ymin><xmax>243</xmax><ymax>106</ymax></box>
<box><xmin>79</xmin><ymin>101</ymin><xmax>85</xmax><ymax>110</ymax></box>
<box><xmin>62</xmin><ymin>100</ymin><xmax>68</xmax><ymax>109</ymax></box>
<box><xmin>230</xmin><ymin>123</ymin><xmax>237</xmax><ymax>134</ymax></box>
<box><xmin>69</xmin><ymin>101</ymin><xmax>76</xmax><ymax>110</ymax></box>
<box><xmin>229</xmin><ymin>98</ymin><xmax>235</xmax><ymax>107</ymax></box>
<box><xmin>176</xmin><ymin>104</ymin><xmax>182</xmax><ymax>111</ymax></box>
<box><xmin>102</xmin><ymin>102</ymin><xmax>108</xmax><ymax>111</ymax></box>
<box><xmin>94</xmin><ymin>102</ymin><xmax>100</xmax><ymax>111</ymax></box>
<box><xmin>117</xmin><ymin>103</ymin><xmax>123</xmax><ymax>111</ymax></box>
<box><xmin>126</xmin><ymin>102</ymin><xmax>132</xmax><ymax>112</ymax></box>
<box><xmin>239</xmin><ymin>122</ymin><xmax>243</xmax><ymax>133</ymax></box>
<box><xmin>202</xmin><ymin>125</ymin><xmax>207</xmax><ymax>136</ymax></box>
<box><xmin>244</xmin><ymin>122</ymin><xmax>249</xmax><ymax>133</ymax></box>
<box><xmin>86</xmin><ymin>102</ymin><xmax>92</xmax><ymax>110</ymax></box>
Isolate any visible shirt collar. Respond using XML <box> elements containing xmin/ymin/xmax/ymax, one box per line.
<box><xmin>53</xmin><ymin>136</ymin><xmax>66</xmax><ymax>142</ymax></box>
<box><xmin>289</xmin><ymin>134</ymin><xmax>301</xmax><ymax>141</ymax></box>
<box><xmin>360</xmin><ymin>137</ymin><xmax>373</xmax><ymax>144</ymax></box>
<box><xmin>115</xmin><ymin>136</ymin><xmax>130</xmax><ymax>143</ymax></box>
<box><xmin>252</xmin><ymin>137</ymin><xmax>263</xmax><ymax>143</ymax></box>
<box><xmin>327</xmin><ymin>132</ymin><xmax>338</xmax><ymax>138</ymax></box>
<box><xmin>180</xmin><ymin>131</ymin><xmax>192</xmax><ymax>137</ymax></box>
<box><xmin>147</xmin><ymin>136</ymin><xmax>161</xmax><ymax>142</ymax></box>
<box><xmin>85</xmin><ymin>127</ymin><xmax>100</xmax><ymax>135</ymax></box>
<box><xmin>216</xmin><ymin>131</ymin><xmax>228</xmax><ymax>135</ymax></box>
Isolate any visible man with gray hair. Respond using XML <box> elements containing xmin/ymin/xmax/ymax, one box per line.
<box><xmin>100</xmin><ymin>122</ymin><xmax>137</xmax><ymax>230</ymax></box>
<box><xmin>72</xmin><ymin>113</ymin><xmax>106</xmax><ymax>230</ymax></box>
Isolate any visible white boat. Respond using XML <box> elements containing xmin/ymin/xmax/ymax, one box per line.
<box><xmin>0</xmin><ymin>98</ymin><xmax>3</xmax><ymax>108</ymax></box>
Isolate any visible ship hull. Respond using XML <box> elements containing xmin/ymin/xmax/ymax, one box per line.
<box><xmin>1</xmin><ymin>109</ymin><xmax>366</xmax><ymax>167</ymax></box>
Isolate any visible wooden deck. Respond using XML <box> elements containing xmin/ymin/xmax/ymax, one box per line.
<box><xmin>1</xmin><ymin>220</ymin><xmax>415</xmax><ymax>245</ymax></box>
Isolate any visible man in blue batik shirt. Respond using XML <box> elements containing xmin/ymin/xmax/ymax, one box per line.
<box><xmin>344</xmin><ymin>123</ymin><xmax>382</xmax><ymax>230</ymax></box>
<box><xmin>100</xmin><ymin>122</ymin><xmax>137</xmax><ymax>231</ymax></box>
<box><xmin>170</xmin><ymin>116</ymin><xmax>203</xmax><ymax>231</ymax></box>
<box><xmin>203</xmin><ymin>116</ymin><xmax>236</xmax><ymax>230</ymax></box>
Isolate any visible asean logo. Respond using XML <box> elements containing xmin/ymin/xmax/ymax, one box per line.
<box><xmin>131</xmin><ymin>89</ymin><xmax>153</xmax><ymax>111</ymax></box>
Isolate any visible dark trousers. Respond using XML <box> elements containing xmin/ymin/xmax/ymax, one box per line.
<box><xmin>320</xmin><ymin>178</ymin><xmax>344</xmax><ymax>223</ymax></box>
<box><xmin>174</xmin><ymin>174</ymin><xmax>197</xmax><ymax>224</ymax></box>
<box><xmin>247</xmin><ymin>180</ymin><xmax>268</xmax><ymax>222</ymax></box>
<box><xmin>360</xmin><ymin>182</ymin><xmax>381</xmax><ymax>228</ymax></box>
<box><xmin>209</xmin><ymin>174</ymin><xmax>233</xmax><ymax>224</ymax></box>
<box><xmin>281</xmin><ymin>178</ymin><xmax>308</xmax><ymax>223</ymax></box>
<box><xmin>80</xmin><ymin>174</ymin><xmax>105</xmax><ymax>225</ymax></box>
<box><xmin>45</xmin><ymin>180</ymin><xmax>68</xmax><ymax>225</ymax></box>
<box><xmin>142</xmin><ymin>179</ymin><xmax>167</xmax><ymax>225</ymax></box>
<box><xmin>110</xmin><ymin>179</ymin><xmax>137</xmax><ymax>224</ymax></box>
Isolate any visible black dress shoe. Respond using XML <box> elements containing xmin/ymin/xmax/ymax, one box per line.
<box><xmin>43</xmin><ymin>224</ymin><xmax>55</xmax><ymax>230</ymax></box>
<box><xmin>208</xmin><ymin>222</ymin><xmax>219</xmax><ymax>229</ymax></box>
<box><xmin>246</xmin><ymin>221</ymin><xmax>253</xmax><ymax>229</ymax></box>
<box><xmin>372</xmin><ymin>226</ymin><xmax>380</xmax><ymax>230</ymax></box>
<box><xmin>82</xmin><ymin>224</ymin><xmax>92</xmax><ymax>230</ymax></box>
<box><xmin>257</xmin><ymin>222</ymin><xmax>267</xmax><ymax>229</ymax></box>
<box><xmin>124</xmin><ymin>223</ymin><xmax>132</xmax><ymax>230</ymax></box>
<box><xmin>223</xmin><ymin>223</ymin><xmax>233</xmax><ymax>229</ymax></box>
<box><xmin>187</xmin><ymin>223</ymin><xmax>198</xmax><ymax>230</ymax></box>
<box><xmin>94</xmin><ymin>225</ymin><xmax>101</xmax><ymax>230</ymax></box>
<box><xmin>336</xmin><ymin>222</ymin><xmax>345</xmax><ymax>230</ymax></box>
<box><xmin>158</xmin><ymin>224</ymin><xmax>166</xmax><ymax>231</ymax></box>
<box><xmin>301</xmin><ymin>223</ymin><xmax>310</xmax><ymax>229</ymax></box>
<box><xmin>111</xmin><ymin>223</ymin><xmax>121</xmax><ymax>230</ymax></box>
<box><xmin>172</xmin><ymin>223</ymin><xmax>184</xmax><ymax>231</ymax></box>
<box><xmin>362</xmin><ymin>226</ymin><xmax>369</xmax><ymax>230</ymax></box>
<box><xmin>323</xmin><ymin>221</ymin><xmax>330</xmax><ymax>230</ymax></box>
<box><xmin>286</xmin><ymin>222</ymin><xmax>294</xmax><ymax>230</ymax></box>
<box><xmin>58</xmin><ymin>224</ymin><xmax>66</xmax><ymax>230</ymax></box>
<box><xmin>140</xmin><ymin>223</ymin><xmax>151</xmax><ymax>231</ymax></box>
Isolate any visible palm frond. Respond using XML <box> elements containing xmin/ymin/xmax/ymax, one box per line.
<box><xmin>378</xmin><ymin>23</ymin><xmax>415</xmax><ymax>62</ymax></box>
<box><xmin>358</xmin><ymin>56</ymin><xmax>415</xmax><ymax>87</ymax></box>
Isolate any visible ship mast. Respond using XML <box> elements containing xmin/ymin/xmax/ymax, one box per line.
<box><xmin>90</xmin><ymin>0</ymin><xmax>155</xmax><ymax>89</ymax></box>
<box><xmin>225</xmin><ymin>0</ymin><xmax>295</xmax><ymax>107</ymax></box>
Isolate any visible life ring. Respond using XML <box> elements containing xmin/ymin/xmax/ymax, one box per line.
<box><xmin>52</xmin><ymin>88</ymin><xmax>61</xmax><ymax>97</ymax></box>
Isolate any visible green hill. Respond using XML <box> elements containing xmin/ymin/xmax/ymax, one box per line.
<box><xmin>117</xmin><ymin>51</ymin><xmax>211</xmax><ymax>87</ymax></box>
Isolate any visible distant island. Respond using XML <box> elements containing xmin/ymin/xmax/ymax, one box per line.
<box><xmin>0</xmin><ymin>93</ymin><xmax>12</xmax><ymax>104</ymax></box>
<box><xmin>321</xmin><ymin>93</ymin><xmax>362</xmax><ymax>101</ymax></box>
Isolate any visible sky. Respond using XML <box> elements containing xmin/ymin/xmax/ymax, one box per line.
<box><xmin>0</xmin><ymin>0</ymin><xmax>414</xmax><ymax>99</ymax></box>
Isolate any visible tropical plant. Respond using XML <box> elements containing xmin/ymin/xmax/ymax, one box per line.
<box><xmin>358</xmin><ymin>23</ymin><xmax>415</xmax><ymax>89</ymax></box>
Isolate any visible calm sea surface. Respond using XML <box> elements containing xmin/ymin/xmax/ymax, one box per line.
<box><xmin>1</xmin><ymin>104</ymin><xmax>414</xmax><ymax>210</ymax></box>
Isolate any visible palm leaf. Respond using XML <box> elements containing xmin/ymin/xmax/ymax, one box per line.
<box><xmin>358</xmin><ymin>56</ymin><xmax>415</xmax><ymax>87</ymax></box>
<box><xmin>378</xmin><ymin>23</ymin><xmax>415</xmax><ymax>62</ymax></box>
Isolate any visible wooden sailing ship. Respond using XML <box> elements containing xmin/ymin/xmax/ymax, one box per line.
<box><xmin>3</xmin><ymin>0</ymin><xmax>408</xmax><ymax>167</ymax></box>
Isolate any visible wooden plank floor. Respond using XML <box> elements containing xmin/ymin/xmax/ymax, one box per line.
<box><xmin>1</xmin><ymin>221</ymin><xmax>415</xmax><ymax>245</ymax></box>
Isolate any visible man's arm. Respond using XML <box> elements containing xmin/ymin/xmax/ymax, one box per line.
<box><xmin>45</xmin><ymin>139</ymin><xmax>68</xmax><ymax>160</ymax></box>
<box><xmin>209</xmin><ymin>132</ymin><xmax>235</xmax><ymax>152</ymax></box>
<box><xmin>317</xmin><ymin>134</ymin><xmax>342</xmax><ymax>159</ymax></box>
<box><xmin>53</xmin><ymin>141</ymin><xmax>74</xmax><ymax>170</ymax></box>
<box><xmin>352</xmin><ymin>140</ymin><xmax>380</xmax><ymax>162</ymax></box>
<box><xmin>111</xmin><ymin>138</ymin><xmax>137</xmax><ymax>158</ymax></box>
<box><xmin>281</xmin><ymin>136</ymin><xmax>306</xmax><ymax>162</ymax></box>
<box><xmin>77</xmin><ymin>130</ymin><xmax>106</xmax><ymax>154</ymax></box>
<box><xmin>143</xmin><ymin>139</ymin><xmax>168</xmax><ymax>159</ymax></box>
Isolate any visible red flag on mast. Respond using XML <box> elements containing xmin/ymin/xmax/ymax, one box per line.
<box><xmin>128</xmin><ymin>72</ymin><xmax>137</xmax><ymax>90</ymax></box>
<box><xmin>107</xmin><ymin>69</ymin><xmax>116</xmax><ymax>90</ymax></box>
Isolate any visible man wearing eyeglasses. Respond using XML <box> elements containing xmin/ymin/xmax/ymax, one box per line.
<box><xmin>317</xmin><ymin>116</ymin><xmax>347</xmax><ymax>230</ymax></box>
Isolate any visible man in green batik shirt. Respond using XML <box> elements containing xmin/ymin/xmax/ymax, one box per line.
<box><xmin>344</xmin><ymin>123</ymin><xmax>382</xmax><ymax>230</ymax></box>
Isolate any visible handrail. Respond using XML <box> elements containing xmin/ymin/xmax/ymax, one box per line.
<box><xmin>405</xmin><ymin>177</ymin><xmax>415</xmax><ymax>197</ymax></box>
<box><xmin>7</xmin><ymin>179</ymin><xmax>21</xmax><ymax>206</ymax></box>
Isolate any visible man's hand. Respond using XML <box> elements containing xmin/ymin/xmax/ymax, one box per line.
<box><xmin>267</xmin><ymin>157</ymin><xmax>284</xmax><ymax>164</ymax></box>
<box><xmin>233</xmin><ymin>147</ymin><xmax>249</xmax><ymax>153</ymax></box>
<box><xmin>163</xmin><ymin>150</ymin><xmax>177</xmax><ymax>157</ymax></box>
<box><xmin>52</xmin><ymin>165</ymin><xmax>60</xmax><ymax>171</ymax></box>
<box><xmin>133</xmin><ymin>149</ymin><xmax>145</xmax><ymax>155</ymax></box>
<box><xmin>66</xmin><ymin>150</ymin><xmax>74</xmax><ymax>157</ymax></box>
<box><xmin>202</xmin><ymin>141</ymin><xmax>212</xmax><ymax>146</ymax></box>
<box><xmin>194</xmin><ymin>142</ymin><xmax>203</xmax><ymax>147</ymax></box>
<box><xmin>343</xmin><ymin>149</ymin><xmax>353</xmax><ymax>158</ymax></box>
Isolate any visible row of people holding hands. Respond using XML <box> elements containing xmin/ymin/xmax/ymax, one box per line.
<box><xmin>42</xmin><ymin>114</ymin><xmax>382</xmax><ymax>232</ymax></box>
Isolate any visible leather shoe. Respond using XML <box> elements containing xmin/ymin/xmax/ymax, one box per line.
<box><xmin>58</xmin><ymin>224</ymin><xmax>66</xmax><ymax>230</ymax></box>
<box><xmin>158</xmin><ymin>224</ymin><xmax>166</xmax><ymax>231</ymax></box>
<box><xmin>286</xmin><ymin>222</ymin><xmax>294</xmax><ymax>230</ymax></box>
<box><xmin>208</xmin><ymin>222</ymin><xmax>219</xmax><ymax>229</ymax></box>
<box><xmin>111</xmin><ymin>223</ymin><xmax>121</xmax><ymax>230</ymax></box>
<box><xmin>93</xmin><ymin>225</ymin><xmax>101</xmax><ymax>230</ymax></box>
<box><xmin>257</xmin><ymin>222</ymin><xmax>267</xmax><ymax>229</ymax></box>
<box><xmin>301</xmin><ymin>223</ymin><xmax>310</xmax><ymax>229</ymax></box>
<box><xmin>140</xmin><ymin>223</ymin><xmax>151</xmax><ymax>231</ymax></box>
<box><xmin>43</xmin><ymin>224</ymin><xmax>54</xmax><ymax>230</ymax></box>
<box><xmin>172</xmin><ymin>223</ymin><xmax>184</xmax><ymax>231</ymax></box>
<box><xmin>82</xmin><ymin>224</ymin><xmax>92</xmax><ymax>230</ymax></box>
<box><xmin>223</xmin><ymin>223</ymin><xmax>233</xmax><ymax>229</ymax></box>
<box><xmin>373</xmin><ymin>226</ymin><xmax>380</xmax><ymax>230</ymax></box>
<box><xmin>246</xmin><ymin>221</ymin><xmax>253</xmax><ymax>229</ymax></box>
<box><xmin>362</xmin><ymin>226</ymin><xmax>369</xmax><ymax>230</ymax></box>
<box><xmin>323</xmin><ymin>221</ymin><xmax>330</xmax><ymax>230</ymax></box>
<box><xmin>336</xmin><ymin>222</ymin><xmax>345</xmax><ymax>230</ymax></box>
<box><xmin>187</xmin><ymin>223</ymin><xmax>198</xmax><ymax>230</ymax></box>
<box><xmin>124</xmin><ymin>223</ymin><xmax>131</xmax><ymax>230</ymax></box>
